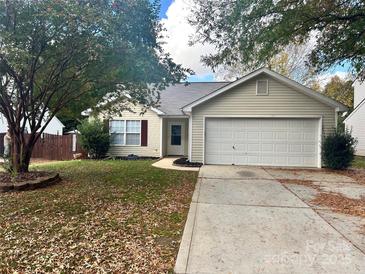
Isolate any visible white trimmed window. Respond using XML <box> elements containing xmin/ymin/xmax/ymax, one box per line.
<box><xmin>110</xmin><ymin>120</ymin><xmax>141</xmax><ymax>146</ymax></box>
<box><xmin>256</xmin><ymin>80</ymin><xmax>269</xmax><ymax>95</ymax></box>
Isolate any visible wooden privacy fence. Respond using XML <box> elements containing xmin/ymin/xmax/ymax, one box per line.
<box><xmin>0</xmin><ymin>133</ymin><xmax>81</xmax><ymax>160</ymax></box>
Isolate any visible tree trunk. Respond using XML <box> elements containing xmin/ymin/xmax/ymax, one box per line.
<box><xmin>11</xmin><ymin>135</ymin><xmax>34</xmax><ymax>173</ymax></box>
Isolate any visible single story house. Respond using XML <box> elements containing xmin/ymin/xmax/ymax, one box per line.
<box><xmin>344</xmin><ymin>80</ymin><xmax>365</xmax><ymax>156</ymax></box>
<box><xmin>0</xmin><ymin>113</ymin><xmax>65</xmax><ymax>135</ymax></box>
<box><xmin>89</xmin><ymin>68</ymin><xmax>347</xmax><ymax>168</ymax></box>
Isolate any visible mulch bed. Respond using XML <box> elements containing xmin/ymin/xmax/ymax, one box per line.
<box><xmin>0</xmin><ymin>171</ymin><xmax>51</xmax><ymax>184</ymax></box>
<box><xmin>173</xmin><ymin>157</ymin><xmax>203</xmax><ymax>168</ymax></box>
<box><xmin>0</xmin><ymin>171</ymin><xmax>60</xmax><ymax>193</ymax></box>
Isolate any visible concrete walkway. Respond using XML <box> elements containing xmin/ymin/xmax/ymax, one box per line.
<box><xmin>175</xmin><ymin>165</ymin><xmax>365</xmax><ymax>274</ymax></box>
<box><xmin>152</xmin><ymin>157</ymin><xmax>200</xmax><ymax>171</ymax></box>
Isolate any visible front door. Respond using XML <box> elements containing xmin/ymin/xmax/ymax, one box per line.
<box><xmin>167</xmin><ymin>122</ymin><xmax>185</xmax><ymax>155</ymax></box>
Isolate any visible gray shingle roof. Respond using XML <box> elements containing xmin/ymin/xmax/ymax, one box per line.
<box><xmin>158</xmin><ymin>82</ymin><xmax>229</xmax><ymax>115</ymax></box>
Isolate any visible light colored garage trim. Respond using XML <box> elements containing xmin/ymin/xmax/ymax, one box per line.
<box><xmin>202</xmin><ymin>115</ymin><xmax>323</xmax><ymax>168</ymax></box>
<box><xmin>183</xmin><ymin>68</ymin><xmax>347</xmax><ymax>112</ymax></box>
<box><xmin>318</xmin><ymin>117</ymin><xmax>323</xmax><ymax>168</ymax></box>
<box><xmin>160</xmin><ymin>117</ymin><xmax>163</xmax><ymax>157</ymax></box>
<box><xmin>188</xmin><ymin>114</ymin><xmax>193</xmax><ymax>161</ymax></box>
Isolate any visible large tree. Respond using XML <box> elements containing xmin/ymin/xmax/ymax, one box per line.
<box><xmin>190</xmin><ymin>0</ymin><xmax>365</xmax><ymax>78</ymax></box>
<box><xmin>0</xmin><ymin>0</ymin><xmax>189</xmax><ymax>173</ymax></box>
<box><xmin>220</xmin><ymin>42</ymin><xmax>320</xmax><ymax>87</ymax></box>
<box><xmin>323</xmin><ymin>75</ymin><xmax>354</xmax><ymax>108</ymax></box>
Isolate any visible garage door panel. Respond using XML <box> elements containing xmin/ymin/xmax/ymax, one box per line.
<box><xmin>275</xmin><ymin>132</ymin><xmax>288</xmax><ymax>141</ymax></box>
<box><xmin>247</xmin><ymin>155</ymin><xmax>260</xmax><ymax>165</ymax></box>
<box><xmin>303</xmin><ymin>157</ymin><xmax>317</xmax><ymax>166</ymax></box>
<box><xmin>274</xmin><ymin>156</ymin><xmax>288</xmax><ymax>165</ymax></box>
<box><xmin>247</xmin><ymin>144</ymin><xmax>260</xmax><ymax>152</ymax></box>
<box><xmin>288</xmin><ymin>156</ymin><xmax>303</xmax><ymax>166</ymax></box>
<box><xmin>289</xmin><ymin>144</ymin><xmax>302</xmax><ymax>153</ymax></box>
<box><xmin>304</xmin><ymin>132</ymin><xmax>317</xmax><ymax>141</ymax></box>
<box><xmin>288</xmin><ymin>132</ymin><xmax>303</xmax><ymax>140</ymax></box>
<box><xmin>205</xmin><ymin>118</ymin><xmax>319</xmax><ymax>167</ymax></box>
<box><xmin>261</xmin><ymin>132</ymin><xmax>274</xmax><ymax>140</ymax></box>
<box><xmin>247</xmin><ymin>132</ymin><xmax>260</xmax><ymax>140</ymax></box>
<box><xmin>262</xmin><ymin>144</ymin><xmax>274</xmax><ymax>153</ymax></box>
<box><xmin>275</xmin><ymin>144</ymin><xmax>288</xmax><ymax>153</ymax></box>
<box><xmin>303</xmin><ymin>144</ymin><xmax>316</xmax><ymax>153</ymax></box>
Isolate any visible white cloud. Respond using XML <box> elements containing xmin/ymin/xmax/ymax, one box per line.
<box><xmin>161</xmin><ymin>2</ymin><xmax>352</xmax><ymax>84</ymax></box>
<box><xmin>160</xmin><ymin>0</ymin><xmax>217</xmax><ymax>79</ymax></box>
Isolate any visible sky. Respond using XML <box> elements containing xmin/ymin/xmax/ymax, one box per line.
<box><xmin>158</xmin><ymin>0</ymin><xmax>351</xmax><ymax>84</ymax></box>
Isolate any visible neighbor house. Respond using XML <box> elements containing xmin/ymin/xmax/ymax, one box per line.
<box><xmin>86</xmin><ymin>68</ymin><xmax>347</xmax><ymax>168</ymax></box>
<box><xmin>0</xmin><ymin>113</ymin><xmax>65</xmax><ymax>135</ymax></box>
<box><xmin>344</xmin><ymin>80</ymin><xmax>365</xmax><ymax>156</ymax></box>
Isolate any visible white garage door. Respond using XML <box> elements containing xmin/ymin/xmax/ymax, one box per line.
<box><xmin>205</xmin><ymin>118</ymin><xmax>320</xmax><ymax>167</ymax></box>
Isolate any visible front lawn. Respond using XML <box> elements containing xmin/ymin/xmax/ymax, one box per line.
<box><xmin>0</xmin><ymin>160</ymin><xmax>198</xmax><ymax>273</ymax></box>
<box><xmin>352</xmin><ymin>156</ymin><xmax>365</xmax><ymax>169</ymax></box>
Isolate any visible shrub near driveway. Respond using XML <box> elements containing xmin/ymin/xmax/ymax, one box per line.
<box><xmin>0</xmin><ymin>160</ymin><xmax>198</xmax><ymax>273</ymax></box>
<box><xmin>322</xmin><ymin>130</ymin><xmax>357</xmax><ymax>169</ymax></box>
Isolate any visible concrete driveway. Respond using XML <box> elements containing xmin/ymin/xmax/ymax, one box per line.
<box><xmin>175</xmin><ymin>165</ymin><xmax>365</xmax><ymax>274</ymax></box>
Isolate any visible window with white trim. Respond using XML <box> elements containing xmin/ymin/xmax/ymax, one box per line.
<box><xmin>256</xmin><ymin>80</ymin><xmax>269</xmax><ymax>95</ymax></box>
<box><xmin>110</xmin><ymin>120</ymin><xmax>141</xmax><ymax>145</ymax></box>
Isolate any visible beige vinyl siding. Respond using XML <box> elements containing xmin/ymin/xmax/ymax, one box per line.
<box><xmin>191</xmin><ymin>75</ymin><xmax>336</xmax><ymax>163</ymax></box>
<box><xmin>105</xmin><ymin>104</ymin><xmax>161</xmax><ymax>157</ymax></box>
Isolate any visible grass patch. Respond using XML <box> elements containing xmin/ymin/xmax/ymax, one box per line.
<box><xmin>352</xmin><ymin>156</ymin><xmax>365</xmax><ymax>169</ymax></box>
<box><xmin>0</xmin><ymin>160</ymin><xmax>197</xmax><ymax>273</ymax></box>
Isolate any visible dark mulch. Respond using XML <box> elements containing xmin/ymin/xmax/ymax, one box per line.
<box><xmin>0</xmin><ymin>171</ymin><xmax>51</xmax><ymax>184</ymax></box>
<box><xmin>109</xmin><ymin>154</ymin><xmax>159</xmax><ymax>161</ymax></box>
<box><xmin>173</xmin><ymin>157</ymin><xmax>203</xmax><ymax>168</ymax></box>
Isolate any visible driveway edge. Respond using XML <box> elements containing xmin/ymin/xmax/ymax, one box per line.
<box><xmin>174</xmin><ymin>179</ymin><xmax>202</xmax><ymax>274</ymax></box>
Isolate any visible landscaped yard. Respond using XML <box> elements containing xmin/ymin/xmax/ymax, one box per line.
<box><xmin>0</xmin><ymin>160</ymin><xmax>198</xmax><ymax>273</ymax></box>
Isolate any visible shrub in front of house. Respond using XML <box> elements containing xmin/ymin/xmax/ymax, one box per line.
<box><xmin>322</xmin><ymin>130</ymin><xmax>357</xmax><ymax>169</ymax></box>
<box><xmin>77</xmin><ymin>119</ymin><xmax>110</xmax><ymax>159</ymax></box>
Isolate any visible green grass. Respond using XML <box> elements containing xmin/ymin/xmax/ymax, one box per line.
<box><xmin>352</xmin><ymin>156</ymin><xmax>365</xmax><ymax>169</ymax></box>
<box><xmin>0</xmin><ymin>160</ymin><xmax>198</xmax><ymax>273</ymax></box>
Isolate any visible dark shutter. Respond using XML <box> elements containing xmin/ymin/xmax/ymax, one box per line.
<box><xmin>141</xmin><ymin>120</ymin><xmax>148</xmax><ymax>146</ymax></box>
<box><xmin>103</xmin><ymin>119</ymin><xmax>110</xmax><ymax>132</ymax></box>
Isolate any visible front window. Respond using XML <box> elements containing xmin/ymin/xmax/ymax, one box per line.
<box><xmin>110</xmin><ymin>120</ymin><xmax>141</xmax><ymax>145</ymax></box>
<box><xmin>126</xmin><ymin>120</ymin><xmax>141</xmax><ymax>145</ymax></box>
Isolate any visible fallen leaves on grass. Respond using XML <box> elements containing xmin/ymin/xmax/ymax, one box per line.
<box><xmin>0</xmin><ymin>160</ymin><xmax>198</xmax><ymax>273</ymax></box>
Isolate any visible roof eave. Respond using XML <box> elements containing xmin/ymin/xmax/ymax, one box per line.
<box><xmin>344</xmin><ymin>98</ymin><xmax>365</xmax><ymax>122</ymax></box>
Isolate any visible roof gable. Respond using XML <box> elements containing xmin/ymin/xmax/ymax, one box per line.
<box><xmin>158</xmin><ymin>82</ymin><xmax>228</xmax><ymax>115</ymax></box>
<box><xmin>344</xmin><ymin>98</ymin><xmax>365</xmax><ymax>122</ymax></box>
<box><xmin>182</xmin><ymin>68</ymin><xmax>347</xmax><ymax>112</ymax></box>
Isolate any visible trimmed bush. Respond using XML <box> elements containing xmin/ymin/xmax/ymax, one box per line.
<box><xmin>77</xmin><ymin>119</ymin><xmax>110</xmax><ymax>159</ymax></box>
<box><xmin>322</xmin><ymin>130</ymin><xmax>357</xmax><ymax>169</ymax></box>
